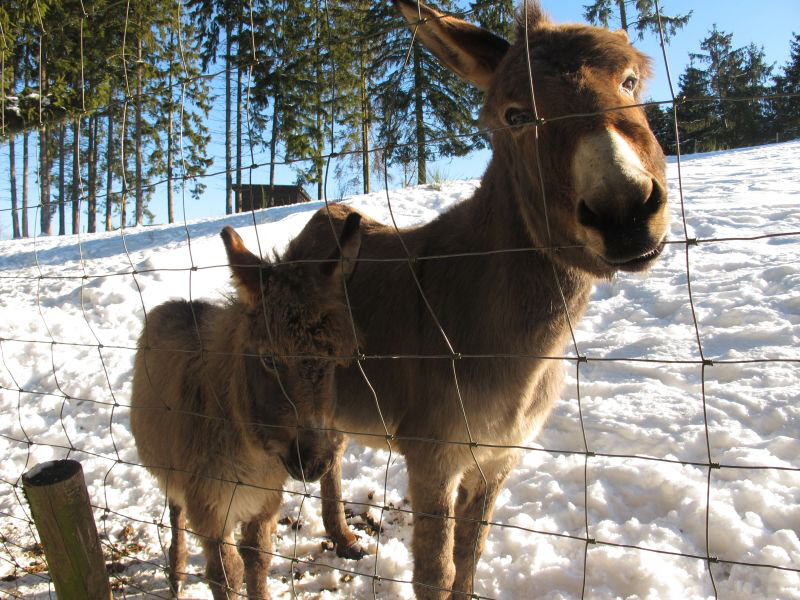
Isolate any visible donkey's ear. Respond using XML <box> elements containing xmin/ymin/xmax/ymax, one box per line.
<box><xmin>221</xmin><ymin>226</ymin><xmax>266</xmax><ymax>306</ymax></box>
<box><xmin>321</xmin><ymin>212</ymin><xmax>362</xmax><ymax>282</ymax></box>
<box><xmin>394</xmin><ymin>0</ymin><xmax>510</xmax><ymax>90</ymax></box>
<box><xmin>515</xmin><ymin>0</ymin><xmax>548</xmax><ymax>35</ymax></box>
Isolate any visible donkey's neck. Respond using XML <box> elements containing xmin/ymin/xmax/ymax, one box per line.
<box><xmin>408</xmin><ymin>160</ymin><xmax>594</xmax><ymax>357</ymax></box>
<box><xmin>203</xmin><ymin>306</ymin><xmax>257</xmax><ymax>416</ymax></box>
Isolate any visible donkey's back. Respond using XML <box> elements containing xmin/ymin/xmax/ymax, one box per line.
<box><xmin>131</xmin><ymin>299</ymin><xmax>240</xmax><ymax>482</ymax></box>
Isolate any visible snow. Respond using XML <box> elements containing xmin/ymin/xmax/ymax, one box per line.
<box><xmin>1</xmin><ymin>141</ymin><xmax>799</xmax><ymax>599</ymax></box>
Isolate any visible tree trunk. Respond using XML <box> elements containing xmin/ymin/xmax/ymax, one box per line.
<box><xmin>105</xmin><ymin>110</ymin><xmax>114</xmax><ymax>231</ymax></box>
<box><xmin>314</xmin><ymin>7</ymin><xmax>324</xmax><ymax>201</ymax></box>
<box><xmin>87</xmin><ymin>115</ymin><xmax>98</xmax><ymax>233</ymax></box>
<box><xmin>58</xmin><ymin>124</ymin><xmax>66</xmax><ymax>235</ymax></box>
<box><xmin>413</xmin><ymin>45</ymin><xmax>426</xmax><ymax>185</ymax></box>
<box><xmin>360</xmin><ymin>48</ymin><xmax>370</xmax><ymax>194</ymax></box>
<box><xmin>316</xmin><ymin>107</ymin><xmax>324</xmax><ymax>200</ymax></box>
<box><xmin>617</xmin><ymin>0</ymin><xmax>628</xmax><ymax>32</ymax></box>
<box><xmin>135</xmin><ymin>36</ymin><xmax>144</xmax><ymax>226</ymax></box>
<box><xmin>39</xmin><ymin>41</ymin><xmax>52</xmax><ymax>236</ymax></box>
<box><xmin>225</xmin><ymin>23</ymin><xmax>233</xmax><ymax>214</ymax></box>
<box><xmin>40</xmin><ymin>125</ymin><xmax>52</xmax><ymax>235</ymax></box>
<box><xmin>72</xmin><ymin>117</ymin><xmax>81</xmax><ymax>234</ymax></box>
<box><xmin>22</xmin><ymin>131</ymin><xmax>29</xmax><ymax>237</ymax></box>
<box><xmin>121</xmin><ymin>104</ymin><xmax>129</xmax><ymax>229</ymax></box>
<box><xmin>166</xmin><ymin>35</ymin><xmax>174</xmax><ymax>224</ymax></box>
<box><xmin>269</xmin><ymin>96</ymin><xmax>279</xmax><ymax>204</ymax></box>
<box><xmin>236</xmin><ymin>21</ymin><xmax>243</xmax><ymax>211</ymax></box>
<box><xmin>9</xmin><ymin>137</ymin><xmax>21</xmax><ymax>239</ymax></box>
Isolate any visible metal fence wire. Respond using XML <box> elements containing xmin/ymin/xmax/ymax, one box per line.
<box><xmin>1</xmin><ymin>0</ymin><xmax>799</xmax><ymax>598</ymax></box>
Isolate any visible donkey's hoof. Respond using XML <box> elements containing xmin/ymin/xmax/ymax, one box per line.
<box><xmin>168</xmin><ymin>576</ymin><xmax>183</xmax><ymax>597</ymax></box>
<box><xmin>336</xmin><ymin>540</ymin><xmax>367</xmax><ymax>560</ymax></box>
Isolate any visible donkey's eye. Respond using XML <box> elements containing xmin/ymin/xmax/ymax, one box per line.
<box><xmin>504</xmin><ymin>107</ymin><xmax>535</xmax><ymax>128</ymax></box>
<box><xmin>261</xmin><ymin>355</ymin><xmax>286</xmax><ymax>373</ymax></box>
<box><xmin>621</xmin><ymin>75</ymin><xmax>638</xmax><ymax>94</ymax></box>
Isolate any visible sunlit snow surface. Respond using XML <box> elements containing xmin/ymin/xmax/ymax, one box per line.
<box><xmin>1</xmin><ymin>142</ymin><xmax>799</xmax><ymax>599</ymax></box>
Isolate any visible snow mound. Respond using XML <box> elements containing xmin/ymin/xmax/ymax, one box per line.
<box><xmin>1</xmin><ymin>141</ymin><xmax>799</xmax><ymax>599</ymax></box>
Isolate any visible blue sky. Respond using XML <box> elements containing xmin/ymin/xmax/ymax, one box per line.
<box><xmin>1</xmin><ymin>1</ymin><xmax>798</xmax><ymax>237</ymax></box>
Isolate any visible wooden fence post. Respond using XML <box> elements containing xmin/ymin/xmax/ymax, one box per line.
<box><xmin>22</xmin><ymin>459</ymin><xmax>112</xmax><ymax>600</ymax></box>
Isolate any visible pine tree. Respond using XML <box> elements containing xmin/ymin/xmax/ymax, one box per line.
<box><xmin>249</xmin><ymin>0</ymin><xmax>291</xmax><ymax>199</ymax></box>
<box><xmin>1</xmin><ymin>4</ymin><xmax>22</xmax><ymax>237</ymax></box>
<box><xmin>323</xmin><ymin>0</ymin><xmax>394</xmax><ymax>195</ymax></box>
<box><xmin>260</xmin><ymin>0</ymin><xmax>335</xmax><ymax>199</ymax></box>
<box><xmin>151</xmin><ymin>7</ymin><xmax>212</xmax><ymax>223</ymax></box>
<box><xmin>644</xmin><ymin>102</ymin><xmax>676</xmax><ymax>155</ymax></box>
<box><xmin>1</xmin><ymin>0</ymin><xmax>81</xmax><ymax>135</ymax></box>
<box><xmin>676</xmin><ymin>59</ymin><xmax>715</xmax><ymax>153</ymax></box>
<box><xmin>727</xmin><ymin>43</ymin><xmax>773</xmax><ymax>147</ymax></box>
<box><xmin>86</xmin><ymin>0</ymin><xmax>129</xmax><ymax>232</ymax></box>
<box><xmin>377</xmin><ymin>0</ymin><xmax>487</xmax><ymax>185</ymax></box>
<box><xmin>114</xmin><ymin>0</ymin><xmax>178</xmax><ymax>227</ymax></box>
<box><xmin>5</xmin><ymin>2</ymin><xmax>37</xmax><ymax>236</ymax></box>
<box><xmin>79</xmin><ymin>2</ymin><xmax>117</xmax><ymax>234</ymax></box>
<box><xmin>682</xmin><ymin>26</ymin><xmax>774</xmax><ymax>151</ymax></box>
<box><xmin>583</xmin><ymin>0</ymin><xmax>691</xmax><ymax>42</ymax></box>
<box><xmin>677</xmin><ymin>59</ymin><xmax>715</xmax><ymax>153</ymax></box>
<box><xmin>471</xmin><ymin>0</ymin><xmax>515</xmax><ymax>39</ymax></box>
<box><xmin>773</xmin><ymin>33</ymin><xmax>800</xmax><ymax>141</ymax></box>
<box><xmin>693</xmin><ymin>26</ymin><xmax>737</xmax><ymax>147</ymax></box>
<box><xmin>186</xmin><ymin>0</ymin><xmax>244</xmax><ymax>215</ymax></box>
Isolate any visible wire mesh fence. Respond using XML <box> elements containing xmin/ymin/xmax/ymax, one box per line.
<box><xmin>1</xmin><ymin>0</ymin><xmax>800</xmax><ymax>598</ymax></box>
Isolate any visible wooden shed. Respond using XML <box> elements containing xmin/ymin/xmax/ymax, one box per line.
<box><xmin>232</xmin><ymin>184</ymin><xmax>313</xmax><ymax>212</ymax></box>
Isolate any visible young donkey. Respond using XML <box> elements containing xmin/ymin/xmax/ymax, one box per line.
<box><xmin>130</xmin><ymin>214</ymin><xmax>361</xmax><ymax>599</ymax></box>
<box><xmin>289</xmin><ymin>1</ymin><xmax>670</xmax><ymax>598</ymax></box>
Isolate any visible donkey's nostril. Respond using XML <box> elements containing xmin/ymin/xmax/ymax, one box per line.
<box><xmin>643</xmin><ymin>178</ymin><xmax>666</xmax><ymax>215</ymax></box>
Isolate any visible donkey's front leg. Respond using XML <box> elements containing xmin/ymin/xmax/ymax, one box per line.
<box><xmin>320</xmin><ymin>433</ymin><xmax>365</xmax><ymax>559</ymax></box>
<box><xmin>451</xmin><ymin>451</ymin><xmax>518</xmax><ymax>598</ymax></box>
<box><xmin>239</xmin><ymin>491</ymin><xmax>281</xmax><ymax>599</ymax></box>
<box><xmin>189</xmin><ymin>502</ymin><xmax>244</xmax><ymax>600</ymax></box>
<box><xmin>406</xmin><ymin>448</ymin><xmax>462</xmax><ymax>600</ymax></box>
<box><xmin>167</xmin><ymin>502</ymin><xmax>188</xmax><ymax>596</ymax></box>
<box><xmin>201</xmin><ymin>534</ymin><xmax>244</xmax><ymax>600</ymax></box>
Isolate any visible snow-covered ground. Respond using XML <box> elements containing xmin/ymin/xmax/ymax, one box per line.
<box><xmin>1</xmin><ymin>141</ymin><xmax>799</xmax><ymax>599</ymax></box>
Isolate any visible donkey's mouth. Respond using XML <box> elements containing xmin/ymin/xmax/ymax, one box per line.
<box><xmin>279</xmin><ymin>454</ymin><xmax>304</xmax><ymax>482</ymax></box>
<box><xmin>280</xmin><ymin>453</ymin><xmax>331</xmax><ymax>483</ymax></box>
<box><xmin>603</xmin><ymin>240</ymin><xmax>666</xmax><ymax>271</ymax></box>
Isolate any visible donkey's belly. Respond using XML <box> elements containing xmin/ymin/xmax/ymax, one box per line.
<box><xmin>167</xmin><ymin>455</ymin><xmax>287</xmax><ymax>536</ymax></box>
<box><xmin>476</xmin><ymin>358</ymin><xmax>565</xmax><ymax>447</ymax></box>
<box><xmin>334</xmin><ymin>352</ymin><xmax>565</xmax><ymax>452</ymax></box>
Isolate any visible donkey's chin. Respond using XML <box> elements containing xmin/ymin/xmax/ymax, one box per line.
<box><xmin>602</xmin><ymin>240</ymin><xmax>666</xmax><ymax>272</ymax></box>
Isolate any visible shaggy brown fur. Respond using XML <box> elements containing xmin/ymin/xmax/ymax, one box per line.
<box><xmin>130</xmin><ymin>215</ymin><xmax>361</xmax><ymax>599</ymax></box>
<box><xmin>287</xmin><ymin>1</ymin><xmax>670</xmax><ymax>598</ymax></box>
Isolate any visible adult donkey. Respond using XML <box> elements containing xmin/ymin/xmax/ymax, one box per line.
<box><xmin>289</xmin><ymin>1</ymin><xmax>669</xmax><ymax>597</ymax></box>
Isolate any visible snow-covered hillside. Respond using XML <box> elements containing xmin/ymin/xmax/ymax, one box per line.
<box><xmin>1</xmin><ymin>141</ymin><xmax>799</xmax><ymax>599</ymax></box>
